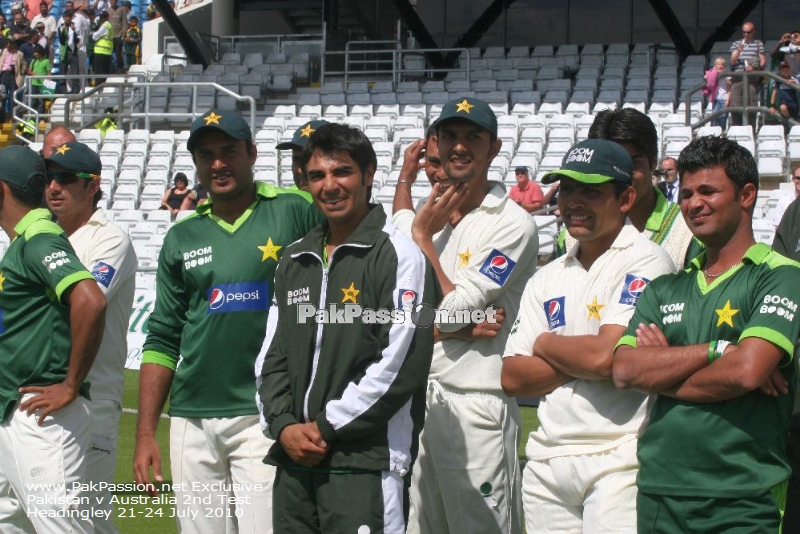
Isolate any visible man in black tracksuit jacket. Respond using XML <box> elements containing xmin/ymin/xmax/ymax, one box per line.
<box><xmin>257</xmin><ymin>123</ymin><xmax>439</xmax><ymax>533</ymax></box>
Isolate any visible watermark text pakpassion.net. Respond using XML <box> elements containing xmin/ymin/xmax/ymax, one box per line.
<box><xmin>297</xmin><ymin>303</ymin><xmax>498</xmax><ymax>327</ymax></box>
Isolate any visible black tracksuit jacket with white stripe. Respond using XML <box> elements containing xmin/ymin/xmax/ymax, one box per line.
<box><xmin>258</xmin><ymin>204</ymin><xmax>439</xmax><ymax>474</ymax></box>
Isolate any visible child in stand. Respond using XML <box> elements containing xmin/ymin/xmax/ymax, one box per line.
<box><xmin>123</xmin><ymin>14</ymin><xmax>140</xmax><ymax>71</ymax></box>
<box><xmin>704</xmin><ymin>56</ymin><xmax>731</xmax><ymax>129</ymax></box>
<box><xmin>27</xmin><ymin>44</ymin><xmax>50</xmax><ymax>115</ymax></box>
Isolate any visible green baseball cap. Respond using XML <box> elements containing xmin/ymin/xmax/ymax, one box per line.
<box><xmin>187</xmin><ymin>109</ymin><xmax>253</xmax><ymax>153</ymax></box>
<box><xmin>276</xmin><ymin>119</ymin><xmax>329</xmax><ymax>150</ymax></box>
<box><xmin>431</xmin><ymin>96</ymin><xmax>498</xmax><ymax>136</ymax></box>
<box><xmin>542</xmin><ymin>139</ymin><xmax>633</xmax><ymax>185</ymax></box>
<box><xmin>0</xmin><ymin>145</ymin><xmax>47</xmax><ymax>191</ymax></box>
<box><xmin>44</xmin><ymin>141</ymin><xmax>102</xmax><ymax>175</ymax></box>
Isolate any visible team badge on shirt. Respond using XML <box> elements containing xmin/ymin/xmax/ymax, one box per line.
<box><xmin>618</xmin><ymin>274</ymin><xmax>650</xmax><ymax>306</ymax></box>
<box><xmin>91</xmin><ymin>262</ymin><xmax>117</xmax><ymax>288</ymax></box>
<box><xmin>397</xmin><ymin>289</ymin><xmax>417</xmax><ymax>309</ymax></box>
<box><xmin>258</xmin><ymin>237</ymin><xmax>282</xmax><ymax>262</ymax></box>
<box><xmin>342</xmin><ymin>282</ymin><xmax>359</xmax><ymax>304</ymax></box>
<box><xmin>716</xmin><ymin>299</ymin><xmax>739</xmax><ymax>327</ymax></box>
<box><xmin>479</xmin><ymin>249</ymin><xmax>516</xmax><ymax>286</ymax></box>
<box><xmin>544</xmin><ymin>296</ymin><xmax>566</xmax><ymax>330</ymax></box>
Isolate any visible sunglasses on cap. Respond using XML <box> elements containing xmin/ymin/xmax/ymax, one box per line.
<box><xmin>46</xmin><ymin>171</ymin><xmax>97</xmax><ymax>184</ymax></box>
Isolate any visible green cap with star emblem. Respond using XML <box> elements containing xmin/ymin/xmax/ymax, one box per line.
<box><xmin>187</xmin><ymin>109</ymin><xmax>253</xmax><ymax>153</ymax></box>
<box><xmin>44</xmin><ymin>141</ymin><xmax>102</xmax><ymax>175</ymax></box>
<box><xmin>276</xmin><ymin>119</ymin><xmax>330</xmax><ymax>150</ymax></box>
<box><xmin>0</xmin><ymin>145</ymin><xmax>47</xmax><ymax>192</ymax></box>
<box><xmin>431</xmin><ymin>96</ymin><xmax>498</xmax><ymax>136</ymax></box>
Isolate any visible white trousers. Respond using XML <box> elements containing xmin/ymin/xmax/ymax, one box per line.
<box><xmin>407</xmin><ymin>381</ymin><xmax>522</xmax><ymax>534</ymax></box>
<box><xmin>170</xmin><ymin>415</ymin><xmax>276</xmax><ymax>534</ymax></box>
<box><xmin>523</xmin><ymin>438</ymin><xmax>639</xmax><ymax>534</ymax></box>
<box><xmin>84</xmin><ymin>398</ymin><xmax>121</xmax><ymax>534</ymax></box>
<box><xmin>0</xmin><ymin>395</ymin><xmax>93</xmax><ymax>534</ymax></box>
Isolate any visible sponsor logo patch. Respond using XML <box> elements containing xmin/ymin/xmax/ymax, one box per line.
<box><xmin>543</xmin><ymin>296</ymin><xmax>566</xmax><ymax>330</ymax></box>
<box><xmin>41</xmin><ymin>250</ymin><xmax>71</xmax><ymax>272</ymax></box>
<box><xmin>206</xmin><ymin>282</ymin><xmax>270</xmax><ymax>314</ymax></box>
<box><xmin>397</xmin><ymin>288</ymin><xmax>417</xmax><ymax>309</ymax></box>
<box><xmin>618</xmin><ymin>273</ymin><xmax>650</xmax><ymax>306</ymax></box>
<box><xmin>479</xmin><ymin>249</ymin><xmax>517</xmax><ymax>286</ymax></box>
<box><xmin>91</xmin><ymin>261</ymin><xmax>117</xmax><ymax>288</ymax></box>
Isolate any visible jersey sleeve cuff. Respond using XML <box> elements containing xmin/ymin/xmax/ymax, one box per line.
<box><xmin>54</xmin><ymin>271</ymin><xmax>95</xmax><ymax>303</ymax></box>
<box><xmin>316</xmin><ymin>416</ymin><xmax>338</xmax><ymax>443</ymax></box>
<box><xmin>615</xmin><ymin>334</ymin><xmax>638</xmax><ymax>351</ymax></box>
<box><xmin>140</xmin><ymin>350</ymin><xmax>178</xmax><ymax>371</ymax></box>
<box><xmin>268</xmin><ymin>413</ymin><xmax>299</xmax><ymax>441</ymax></box>
<box><xmin>739</xmin><ymin>327</ymin><xmax>795</xmax><ymax>365</ymax></box>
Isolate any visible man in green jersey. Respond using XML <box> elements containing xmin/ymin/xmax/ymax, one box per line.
<box><xmin>0</xmin><ymin>145</ymin><xmax>106</xmax><ymax>533</ymax></box>
<box><xmin>555</xmin><ymin>108</ymin><xmax>700</xmax><ymax>269</ymax></box>
<box><xmin>133</xmin><ymin>109</ymin><xmax>321</xmax><ymax>534</ymax></box>
<box><xmin>614</xmin><ymin>135</ymin><xmax>800</xmax><ymax>532</ymax></box>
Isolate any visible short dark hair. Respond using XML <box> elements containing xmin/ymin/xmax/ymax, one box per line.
<box><xmin>301</xmin><ymin>123</ymin><xmax>377</xmax><ymax>177</ymax></box>
<box><xmin>174</xmin><ymin>172</ymin><xmax>188</xmax><ymax>185</ymax></box>
<box><xmin>301</xmin><ymin>123</ymin><xmax>377</xmax><ymax>201</ymax></box>
<box><xmin>5</xmin><ymin>174</ymin><xmax>46</xmax><ymax>207</ymax></box>
<box><xmin>589</xmin><ymin>108</ymin><xmax>658</xmax><ymax>169</ymax></box>
<box><xmin>677</xmin><ymin>135</ymin><xmax>759</xmax><ymax>200</ymax></box>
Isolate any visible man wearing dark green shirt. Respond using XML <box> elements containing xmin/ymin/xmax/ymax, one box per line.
<box><xmin>0</xmin><ymin>145</ymin><xmax>106</xmax><ymax>533</ymax></box>
<box><xmin>133</xmin><ymin>109</ymin><xmax>320</xmax><ymax>534</ymax></box>
<box><xmin>614</xmin><ymin>136</ymin><xmax>800</xmax><ymax>533</ymax></box>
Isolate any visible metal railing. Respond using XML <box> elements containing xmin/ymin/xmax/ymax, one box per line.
<box><xmin>12</xmin><ymin>76</ymin><xmax>256</xmax><ymax>143</ymax></box>
<box><xmin>683</xmin><ymin>70</ymin><xmax>800</xmax><ymax>129</ymax></box>
<box><xmin>322</xmin><ymin>45</ymin><xmax>470</xmax><ymax>87</ymax></box>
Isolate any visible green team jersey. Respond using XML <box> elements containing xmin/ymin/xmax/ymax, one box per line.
<box><xmin>142</xmin><ymin>182</ymin><xmax>322</xmax><ymax>418</ymax></box>
<box><xmin>0</xmin><ymin>209</ymin><xmax>94</xmax><ymax>422</ymax></box>
<box><xmin>617</xmin><ymin>243</ymin><xmax>800</xmax><ymax>498</ymax></box>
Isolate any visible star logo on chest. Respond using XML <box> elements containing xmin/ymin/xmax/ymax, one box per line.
<box><xmin>341</xmin><ymin>282</ymin><xmax>359</xmax><ymax>304</ymax></box>
<box><xmin>457</xmin><ymin>247</ymin><xmax>472</xmax><ymax>268</ymax></box>
<box><xmin>258</xmin><ymin>237</ymin><xmax>282</xmax><ymax>262</ymax></box>
<box><xmin>586</xmin><ymin>296</ymin><xmax>605</xmax><ymax>321</ymax></box>
<box><xmin>0</xmin><ymin>271</ymin><xmax>5</xmax><ymax>291</ymax></box>
<box><xmin>715</xmin><ymin>299</ymin><xmax>739</xmax><ymax>327</ymax></box>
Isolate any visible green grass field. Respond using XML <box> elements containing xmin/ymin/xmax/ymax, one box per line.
<box><xmin>112</xmin><ymin>369</ymin><xmax>539</xmax><ymax>532</ymax></box>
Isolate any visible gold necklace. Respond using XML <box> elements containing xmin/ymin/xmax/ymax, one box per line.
<box><xmin>704</xmin><ymin>262</ymin><xmax>743</xmax><ymax>278</ymax></box>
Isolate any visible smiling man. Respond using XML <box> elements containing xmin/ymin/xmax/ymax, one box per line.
<box><xmin>399</xmin><ymin>97</ymin><xmax>538</xmax><ymax>534</ymax></box>
<box><xmin>45</xmin><ymin>141</ymin><xmax>137</xmax><ymax>534</ymax></box>
<box><xmin>257</xmin><ymin>122</ymin><xmax>437</xmax><ymax>533</ymax></box>
<box><xmin>614</xmin><ymin>136</ymin><xmax>800</xmax><ymax>533</ymax></box>
<box><xmin>502</xmin><ymin>139</ymin><xmax>674</xmax><ymax>533</ymax></box>
<box><xmin>133</xmin><ymin>109</ymin><xmax>320</xmax><ymax>534</ymax></box>
<box><xmin>555</xmin><ymin>109</ymin><xmax>699</xmax><ymax>269</ymax></box>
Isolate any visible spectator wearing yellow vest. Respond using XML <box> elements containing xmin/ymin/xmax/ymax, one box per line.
<box><xmin>91</xmin><ymin>10</ymin><xmax>113</xmax><ymax>84</ymax></box>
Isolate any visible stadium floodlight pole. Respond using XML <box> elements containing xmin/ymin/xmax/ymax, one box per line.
<box><xmin>152</xmin><ymin>0</ymin><xmax>207</xmax><ymax>68</ymax></box>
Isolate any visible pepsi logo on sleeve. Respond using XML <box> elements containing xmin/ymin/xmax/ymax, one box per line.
<box><xmin>91</xmin><ymin>261</ymin><xmax>117</xmax><ymax>288</ymax></box>
<box><xmin>479</xmin><ymin>249</ymin><xmax>517</xmax><ymax>286</ymax></box>
<box><xmin>618</xmin><ymin>273</ymin><xmax>650</xmax><ymax>306</ymax></box>
<box><xmin>544</xmin><ymin>296</ymin><xmax>566</xmax><ymax>330</ymax></box>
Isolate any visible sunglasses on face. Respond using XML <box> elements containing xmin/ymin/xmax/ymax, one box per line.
<box><xmin>46</xmin><ymin>171</ymin><xmax>95</xmax><ymax>185</ymax></box>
